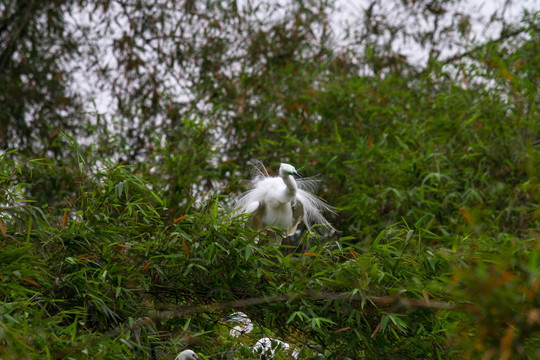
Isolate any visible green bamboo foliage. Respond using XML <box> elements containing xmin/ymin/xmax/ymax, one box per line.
<box><xmin>1</xmin><ymin>1</ymin><xmax>540</xmax><ymax>358</ymax></box>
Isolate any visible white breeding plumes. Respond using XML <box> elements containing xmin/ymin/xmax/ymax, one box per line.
<box><xmin>175</xmin><ymin>349</ymin><xmax>199</xmax><ymax>360</ymax></box>
<box><xmin>225</xmin><ymin>311</ymin><xmax>254</xmax><ymax>337</ymax></box>
<box><xmin>235</xmin><ymin>161</ymin><xmax>335</xmax><ymax>242</ymax></box>
<box><xmin>253</xmin><ymin>337</ymin><xmax>300</xmax><ymax>359</ymax></box>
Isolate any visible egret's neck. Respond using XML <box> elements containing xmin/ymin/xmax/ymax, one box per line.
<box><xmin>241</xmin><ymin>318</ymin><xmax>253</xmax><ymax>331</ymax></box>
<box><xmin>281</xmin><ymin>172</ymin><xmax>298</xmax><ymax>199</ymax></box>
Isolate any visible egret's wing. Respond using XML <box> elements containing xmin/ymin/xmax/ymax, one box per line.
<box><xmin>246</xmin><ymin>200</ymin><xmax>265</xmax><ymax>232</ymax></box>
<box><xmin>289</xmin><ymin>199</ymin><xmax>304</xmax><ymax>235</ymax></box>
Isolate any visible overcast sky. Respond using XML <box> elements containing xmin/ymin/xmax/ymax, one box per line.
<box><xmin>85</xmin><ymin>0</ymin><xmax>539</xmax><ymax>114</ymax></box>
<box><xmin>332</xmin><ymin>0</ymin><xmax>538</xmax><ymax>65</ymax></box>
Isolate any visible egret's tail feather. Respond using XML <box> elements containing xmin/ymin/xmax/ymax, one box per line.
<box><xmin>297</xmin><ymin>188</ymin><xmax>336</xmax><ymax>233</ymax></box>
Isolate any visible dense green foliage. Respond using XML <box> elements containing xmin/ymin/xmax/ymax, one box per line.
<box><xmin>1</xmin><ymin>0</ymin><xmax>540</xmax><ymax>359</ymax></box>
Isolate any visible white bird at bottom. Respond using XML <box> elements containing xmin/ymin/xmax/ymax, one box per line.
<box><xmin>253</xmin><ymin>337</ymin><xmax>300</xmax><ymax>359</ymax></box>
<box><xmin>235</xmin><ymin>162</ymin><xmax>335</xmax><ymax>244</ymax></box>
<box><xmin>175</xmin><ymin>349</ymin><xmax>199</xmax><ymax>360</ymax></box>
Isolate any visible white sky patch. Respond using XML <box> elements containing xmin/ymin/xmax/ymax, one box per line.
<box><xmin>331</xmin><ymin>0</ymin><xmax>539</xmax><ymax>66</ymax></box>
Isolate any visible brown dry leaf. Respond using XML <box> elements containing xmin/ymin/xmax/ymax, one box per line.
<box><xmin>460</xmin><ymin>207</ymin><xmax>473</xmax><ymax>224</ymax></box>
<box><xmin>114</xmin><ymin>244</ymin><xmax>132</xmax><ymax>249</ymax></box>
<box><xmin>302</xmin><ymin>252</ymin><xmax>322</xmax><ymax>257</ymax></box>
<box><xmin>422</xmin><ymin>289</ymin><xmax>430</xmax><ymax>305</ymax></box>
<box><xmin>174</xmin><ymin>215</ymin><xmax>187</xmax><ymax>224</ymax></box>
<box><xmin>182</xmin><ymin>238</ymin><xmax>190</xmax><ymax>258</ymax></box>
<box><xmin>499</xmin><ymin>325</ymin><xmax>514</xmax><ymax>360</ymax></box>
<box><xmin>22</xmin><ymin>277</ymin><xmax>40</xmax><ymax>287</ymax></box>
<box><xmin>0</xmin><ymin>219</ymin><xmax>6</xmax><ymax>236</ymax></box>
<box><xmin>62</xmin><ymin>210</ymin><xmax>69</xmax><ymax>228</ymax></box>
<box><xmin>371</xmin><ymin>321</ymin><xmax>382</xmax><ymax>338</ymax></box>
<box><xmin>77</xmin><ymin>255</ymin><xmax>97</xmax><ymax>261</ymax></box>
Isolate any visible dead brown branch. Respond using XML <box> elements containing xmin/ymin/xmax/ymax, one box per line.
<box><xmin>150</xmin><ymin>291</ymin><xmax>469</xmax><ymax>321</ymax></box>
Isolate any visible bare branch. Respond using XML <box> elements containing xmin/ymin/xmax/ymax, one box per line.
<box><xmin>150</xmin><ymin>291</ymin><xmax>467</xmax><ymax>320</ymax></box>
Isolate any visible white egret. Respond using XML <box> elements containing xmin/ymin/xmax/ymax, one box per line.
<box><xmin>175</xmin><ymin>349</ymin><xmax>199</xmax><ymax>360</ymax></box>
<box><xmin>235</xmin><ymin>162</ymin><xmax>335</xmax><ymax>243</ymax></box>
<box><xmin>225</xmin><ymin>311</ymin><xmax>253</xmax><ymax>337</ymax></box>
<box><xmin>253</xmin><ymin>337</ymin><xmax>300</xmax><ymax>359</ymax></box>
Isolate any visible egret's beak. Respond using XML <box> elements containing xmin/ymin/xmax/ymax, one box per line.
<box><xmin>293</xmin><ymin>171</ymin><xmax>303</xmax><ymax>179</ymax></box>
<box><xmin>223</xmin><ymin>314</ymin><xmax>241</xmax><ymax>323</ymax></box>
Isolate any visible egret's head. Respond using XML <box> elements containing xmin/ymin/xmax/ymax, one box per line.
<box><xmin>176</xmin><ymin>349</ymin><xmax>199</xmax><ymax>360</ymax></box>
<box><xmin>279</xmin><ymin>163</ymin><xmax>302</xmax><ymax>178</ymax></box>
<box><xmin>225</xmin><ymin>311</ymin><xmax>249</xmax><ymax>323</ymax></box>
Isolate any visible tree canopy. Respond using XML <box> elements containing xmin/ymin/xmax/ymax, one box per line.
<box><xmin>1</xmin><ymin>0</ymin><xmax>540</xmax><ymax>358</ymax></box>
